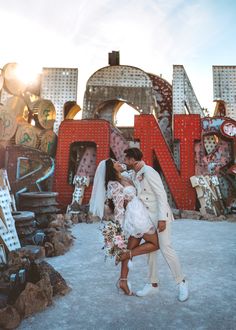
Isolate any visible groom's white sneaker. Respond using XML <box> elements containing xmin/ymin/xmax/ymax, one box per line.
<box><xmin>178</xmin><ymin>279</ymin><xmax>189</xmax><ymax>302</ymax></box>
<box><xmin>136</xmin><ymin>284</ymin><xmax>159</xmax><ymax>297</ymax></box>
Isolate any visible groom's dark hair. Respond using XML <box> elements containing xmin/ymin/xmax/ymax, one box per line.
<box><xmin>124</xmin><ymin>148</ymin><xmax>143</xmax><ymax>161</ymax></box>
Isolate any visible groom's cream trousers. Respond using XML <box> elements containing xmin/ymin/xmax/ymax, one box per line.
<box><xmin>134</xmin><ymin>165</ymin><xmax>185</xmax><ymax>285</ymax></box>
<box><xmin>147</xmin><ymin>221</ymin><xmax>184</xmax><ymax>284</ymax></box>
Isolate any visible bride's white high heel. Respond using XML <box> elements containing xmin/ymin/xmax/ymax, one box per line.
<box><xmin>116</xmin><ymin>278</ymin><xmax>133</xmax><ymax>296</ymax></box>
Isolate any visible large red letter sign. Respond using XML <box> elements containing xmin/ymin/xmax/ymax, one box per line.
<box><xmin>134</xmin><ymin>114</ymin><xmax>201</xmax><ymax>210</ymax></box>
<box><xmin>54</xmin><ymin>120</ymin><xmax>110</xmax><ymax>208</ymax></box>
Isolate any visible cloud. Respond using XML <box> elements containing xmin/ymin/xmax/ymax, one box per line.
<box><xmin>0</xmin><ymin>0</ymin><xmax>235</xmax><ymax>112</ymax></box>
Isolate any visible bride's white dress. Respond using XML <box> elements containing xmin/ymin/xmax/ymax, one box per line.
<box><xmin>107</xmin><ymin>181</ymin><xmax>155</xmax><ymax>238</ymax></box>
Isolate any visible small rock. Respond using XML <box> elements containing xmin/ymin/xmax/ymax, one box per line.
<box><xmin>13</xmin><ymin>245</ymin><xmax>45</xmax><ymax>261</ymax></box>
<box><xmin>226</xmin><ymin>214</ymin><xmax>236</xmax><ymax>222</ymax></box>
<box><xmin>64</xmin><ymin>213</ymin><xmax>72</xmax><ymax>221</ymax></box>
<box><xmin>0</xmin><ymin>293</ymin><xmax>8</xmax><ymax>308</ymax></box>
<box><xmin>0</xmin><ymin>282</ymin><xmax>10</xmax><ymax>296</ymax></box>
<box><xmin>171</xmin><ymin>208</ymin><xmax>181</xmax><ymax>219</ymax></box>
<box><xmin>36</xmin><ymin>272</ymin><xmax>53</xmax><ymax>306</ymax></box>
<box><xmin>71</xmin><ymin>214</ymin><xmax>79</xmax><ymax>224</ymax></box>
<box><xmin>0</xmin><ymin>305</ymin><xmax>21</xmax><ymax>329</ymax></box>
<box><xmin>53</xmin><ymin>240</ymin><xmax>68</xmax><ymax>256</ymax></box>
<box><xmin>65</xmin><ymin>220</ymin><xmax>73</xmax><ymax>228</ymax></box>
<box><xmin>14</xmin><ymin>282</ymin><xmax>48</xmax><ymax>318</ymax></box>
<box><xmin>44</xmin><ymin>242</ymin><xmax>54</xmax><ymax>257</ymax></box>
<box><xmin>44</xmin><ymin>227</ymin><xmax>57</xmax><ymax>235</ymax></box>
<box><xmin>181</xmin><ymin>210</ymin><xmax>201</xmax><ymax>220</ymax></box>
<box><xmin>56</xmin><ymin>214</ymin><xmax>64</xmax><ymax>221</ymax></box>
<box><xmin>79</xmin><ymin>204</ymin><xmax>89</xmax><ymax>213</ymax></box>
<box><xmin>55</xmin><ymin>231</ymin><xmax>73</xmax><ymax>256</ymax></box>
<box><xmin>86</xmin><ymin>214</ymin><xmax>94</xmax><ymax>223</ymax></box>
<box><xmin>38</xmin><ymin>261</ymin><xmax>70</xmax><ymax>296</ymax></box>
<box><xmin>77</xmin><ymin>213</ymin><xmax>87</xmax><ymax>223</ymax></box>
<box><xmin>48</xmin><ymin>218</ymin><xmax>65</xmax><ymax>229</ymax></box>
<box><xmin>216</xmin><ymin>215</ymin><xmax>226</xmax><ymax>221</ymax></box>
<box><xmin>201</xmin><ymin>213</ymin><xmax>227</xmax><ymax>221</ymax></box>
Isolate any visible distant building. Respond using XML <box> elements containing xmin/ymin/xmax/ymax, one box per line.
<box><xmin>213</xmin><ymin>66</ymin><xmax>236</xmax><ymax>120</ymax></box>
<box><xmin>40</xmin><ymin>67</ymin><xmax>78</xmax><ymax>133</ymax></box>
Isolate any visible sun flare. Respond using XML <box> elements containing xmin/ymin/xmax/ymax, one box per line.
<box><xmin>14</xmin><ymin>63</ymin><xmax>42</xmax><ymax>85</ymax></box>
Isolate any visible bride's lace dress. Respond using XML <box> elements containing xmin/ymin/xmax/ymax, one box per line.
<box><xmin>107</xmin><ymin>181</ymin><xmax>155</xmax><ymax>238</ymax></box>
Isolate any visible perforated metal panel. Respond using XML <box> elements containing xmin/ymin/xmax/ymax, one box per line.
<box><xmin>203</xmin><ymin>135</ymin><xmax>218</xmax><ymax>154</ymax></box>
<box><xmin>87</xmin><ymin>66</ymin><xmax>152</xmax><ymax>88</ymax></box>
<box><xmin>213</xmin><ymin>66</ymin><xmax>236</xmax><ymax>120</ymax></box>
<box><xmin>173</xmin><ymin>65</ymin><xmax>204</xmax><ymax>117</ymax></box>
<box><xmin>0</xmin><ymin>187</ymin><xmax>21</xmax><ymax>251</ymax></box>
<box><xmin>40</xmin><ymin>67</ymin><xmax>78</xmax><ymax>134</ymax></box>
<box><xmin>83</xmin><ymin>65</ymin><xmax>156</xmax><ymax>120</ymax></box>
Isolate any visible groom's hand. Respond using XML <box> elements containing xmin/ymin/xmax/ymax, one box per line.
<box><xmin>158</xmin><ymin>221</ymin><xmax>166</xmax><ymax>232</ymax></box>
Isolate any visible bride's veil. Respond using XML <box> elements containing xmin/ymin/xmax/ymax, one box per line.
<box><xmin>89</xmin><ymin>159</ymin><xmax>106</xmax><ymax>219</ymax></box>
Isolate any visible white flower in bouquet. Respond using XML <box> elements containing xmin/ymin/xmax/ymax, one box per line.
<box><xmin>101</xmin><ymin>220</ymin><xmax>127</xmax><ymax>260</ymax></box>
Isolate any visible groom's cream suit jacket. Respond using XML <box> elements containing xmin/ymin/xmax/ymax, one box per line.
<box><xmin>132</xmin><ymin>164</ymin><xmax>184</xmax><ymax>285</ymax></box>
<box><xmin>133</xmin><ymin>164</ymin><xmax>173</xmax><ymax>224</ymax></box>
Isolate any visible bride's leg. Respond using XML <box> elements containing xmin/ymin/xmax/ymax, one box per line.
<box><xmin>118</xmin><ymin>234</ymin><xmax>158</xmax><ymax>294</ymax></box>
<box><xmin>119</xmin><ymin>232</ymin><xmax>159</xmax><ymax>261</ymax></box>
<box><xmin>119</xmin><ymin>236</ymin><xmax>141</xmax><ymax>295</ymax></box>
<box><xmin>130</xmin><ymin>232</ymin><xmax>159</xmax><ymax>257</ymax></box>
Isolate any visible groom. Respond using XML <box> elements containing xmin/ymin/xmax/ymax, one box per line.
<box><xmin>124</xmin><ymin>147</ymin><xmax>189</xmax><ymax>302</ymax></box>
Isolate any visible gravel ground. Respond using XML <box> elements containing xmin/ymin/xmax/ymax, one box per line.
<box><xmin>19</xmin><ymin>219</ymin><xmax>236</xmax><ymax>330</ymax></box>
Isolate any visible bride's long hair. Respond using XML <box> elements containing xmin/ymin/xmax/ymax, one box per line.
<box><xmin>105</xmin><ymin>158</ymin><xmax>120</xmax><ymax>189</ymax></box>
<box><xmin>105</xmin><ymin>158</ymin><xmax>121</xmax><ymax>212</ymax></box>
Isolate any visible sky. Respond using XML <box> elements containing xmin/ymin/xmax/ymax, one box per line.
<box><xmin>0</xmin><ymin>0</ymin><xmax>236</xmax><ymax>114</ymax></box>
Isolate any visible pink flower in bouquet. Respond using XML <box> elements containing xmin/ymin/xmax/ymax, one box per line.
<box><xmin>106</xmin><ymin>242</ymin><xmax>113</xmax><ymax>248</ymax></box>
<box><xmin>114</xmin><ymin>235</ymin><xmax>126</xmax><ymax>249</ymax></box>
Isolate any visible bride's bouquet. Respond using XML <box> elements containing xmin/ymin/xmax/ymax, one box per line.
<box><xmin>101</xmin><ymin>220</ymin><xmax>127</xmax><ymax>260</ymax></box>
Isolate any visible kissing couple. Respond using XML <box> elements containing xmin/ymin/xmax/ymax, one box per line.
<box><xmin>89</xmin><ymin>147</ymin><xmax>189</xmax><ymax>301</ymax></box>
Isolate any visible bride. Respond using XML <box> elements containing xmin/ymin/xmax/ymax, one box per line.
<box><xmin>89</xmin><ymin>158</ymin><xmax>159</xmax><ymax>296</ymax></box>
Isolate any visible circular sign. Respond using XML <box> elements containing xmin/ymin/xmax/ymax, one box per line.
<box><xmin>5</xmin><ymin>95</ymin><xmax>27</xmax><ymax>117</ymax></box>
<box><xmin>39</xmin><ymin>129</ymin><xmax>57</xmax><ymax>155</ymax></box>
<box><xmin>2</xmin><ymin>63</ymin><xmax>26</xmax><ymax>96</ymax></box>
<box><xmin>220</xmin><ymin>119</ymin><xmax>236</xmax><ymax>138</ymax></box>
<box><xmin>32</xmin><ymin>99</ymin><xmax>56</xmax><ymax>129</ymax></box>
<box><xmin>0</xmin><ymin>111</ymin><xmax>18</xmax><ymax>140</ymax></box>
<box><xmin>15</xmin><ymin>124</ymin><xmax>40</xmax><ymax>148</ymax></box>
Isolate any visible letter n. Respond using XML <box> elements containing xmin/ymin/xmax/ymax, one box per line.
<box><xmin>134</xmin><ymin>114</ymin><xmax>201</xmax><ymax>210</ymax></box>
